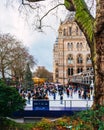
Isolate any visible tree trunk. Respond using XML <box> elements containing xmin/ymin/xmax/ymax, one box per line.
<box><xmin>1</xmin><ymin>65</ymin><xmax>6</xmax><ymax>82</ymax></box>
<box><xmin>94</xmin><ymin>0</ymin><xmax>104</xmax><ymax>108</ymax></box>
<box><xmin>93</xmin><ymin>0</ymin><xmax>104</xmax><ymax>129</ymax></box>
<box><xmin>64</xmin><ymin>0</ymin><xmax>104</xmax><ymax>129</ymax></box>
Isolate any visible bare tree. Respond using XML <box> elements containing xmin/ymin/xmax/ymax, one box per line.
<box><xmin>0</xmin><ymin>33</ymin><xmax>36</xmax><ymax>83</ymax></box>
<box><xmin>0</xmin><ymin>34</ymin><xmax>18</xmax><ymax>81</ymax></box>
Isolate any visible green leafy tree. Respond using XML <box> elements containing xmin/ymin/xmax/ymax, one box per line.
<box><xmin>0</xmin><ymin>81</ymin><xmax>26</xmax><ymax>117</ymax></box>
<box><xmin>24</xmin><ymin>63</ymin><xmax>34</xmax><ymax>90</ymax></box>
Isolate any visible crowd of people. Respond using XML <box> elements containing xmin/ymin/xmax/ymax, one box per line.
<box><xmin>19</xmin><ymin>82</ymin><xmax>93</xmax><ymax>104</ymax></box>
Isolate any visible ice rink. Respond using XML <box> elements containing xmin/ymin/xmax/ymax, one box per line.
<box><xmin>25</xmin><ymin>91</ymin><xmax>93</xmax><ymax>110</ymax></box>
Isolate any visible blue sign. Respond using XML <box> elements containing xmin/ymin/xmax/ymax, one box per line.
<box><xmin>33</xmin><ymin>100</ymin><xmax>49</xmax><ymax>110</ymax></box>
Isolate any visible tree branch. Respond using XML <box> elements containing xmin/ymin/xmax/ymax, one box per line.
<box><xmin>22</xmin><ymin>0</ymin><xmax>39</xmax><ymax>9</ymax></box>
<box><xmin>40</xmin><ymin>3</ymin><xmax>64</xmax><ymax>21</ymax></box>
<box><xmin>38</xmin><ymin>3</ymin><xmax>64</xmax><ymax>29</ymax></box>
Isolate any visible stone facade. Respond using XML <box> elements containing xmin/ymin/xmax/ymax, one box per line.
<box><xmin>53</xmin><ymin>14</ymin><xmax>92</xmax><ymax>85</ymax></box>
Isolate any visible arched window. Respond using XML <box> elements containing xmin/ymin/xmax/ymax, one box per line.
<box><xmin>81</xmin><ymin>68</ymin><xmax>83</xmax><ymax>72</ymax></box>
<box><xmin>68</xmin><ymin>43</ymin><xmax>73</xmax><ymax>50</ymax></box>
<box><xmin>69</xmin><ymin>27</ymin><xmax>72</xmax><ymax>36</ymax></box>
<box><xmin>76</xmin><ymin>43</ymin><xmax>83</xmax><ymax>51</ymax></box>
<box><xmin>55</xmin><ymin>68</ymin><xmax>58</xmax><ymax>73</ymax></box>
<box><xmin>77</xmin><ymin>68</ymin><xmax>83</xmax><ymax>73</ymax></box>
<box><xmin>63</xmin><ymin>28</ymin><xmax>66</xmax><ymax>36</ymax></box>
<box><xmin>68</xmin><ymin>54</ymin><xmax>73</xmax><ymax>64</ymax></box>
<box><xmin>77</xmin><ymin>54</ymin><xmax>83</xmax><ymax>64</ymax></box>
<box><xmin>59</xmin><ymin>31</ymin><xmax>62</xmax><ymax>36</ymax></box>
<box><xmin>76</xmin><ymin>26</ymin><xmax>78</xmax><ymax>35</ymax></box>
<box><xmin>68</xmin><ymin>68</ymin><xmax>73</xmax><ymax>75</ymax></box>
<box><xmin>55</xmin><ymin>74</ymin><xmax>58</xmax><ymax>78</ymax></box>
<box><xmin>86</xmin><ymin>55</ymin><xmax>91</xmax><ymax>64</ymax></box>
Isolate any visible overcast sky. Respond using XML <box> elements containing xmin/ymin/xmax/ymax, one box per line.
<box><xmin>0</xmin><ymin>0</ymin><xmax>68</xmax><ymax>72</ymax></box>
<box><xmin>0</xmin><ymin>0</ymin><xmax>95</xmax><ymax>72</ymax></box>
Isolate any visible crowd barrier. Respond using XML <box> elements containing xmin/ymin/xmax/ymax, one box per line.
<box><xmin>26</xmin><ymin>99</ymin><xmax>93</xmax><ymax>111</ymax></box>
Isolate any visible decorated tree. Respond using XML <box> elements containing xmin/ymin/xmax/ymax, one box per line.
<box><xmin>24</xmin><ymin>63</ymin><xmax>34</xmax><ymax>90</ymax></box>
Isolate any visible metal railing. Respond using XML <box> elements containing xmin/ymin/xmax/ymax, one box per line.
<box><xmin>25</xmin><ymin>99</ymin><xmax>93</xmax><ymax>111</ymax></box>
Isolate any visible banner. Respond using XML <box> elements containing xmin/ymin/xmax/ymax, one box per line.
<box><xmin>33</xmin><ymin>100</ymin><xmax>49</xmax><ymax>110</ymax></box>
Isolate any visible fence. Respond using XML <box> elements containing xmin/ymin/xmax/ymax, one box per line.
<box><xmin>25</xmin><ymin>99</ymin><xmax>93</xmax><ymax>111</ymax></box>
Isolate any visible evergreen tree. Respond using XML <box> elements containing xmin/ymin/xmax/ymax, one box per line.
<box><xmin>0</xmin><ymin>81</ymin><xmax>26</xmax><ymax>117</ymax></box>
<box><xmin>24</xmin><ymin>63</ymin><xmax>34</xmax><ymax>90</ymax></box>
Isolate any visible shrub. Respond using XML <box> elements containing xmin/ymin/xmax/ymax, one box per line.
<box><xmin>0</xmin><ymin>118</ymin><xmax>34</xmax><ymax>130</ymax></box>
<box><xmin>0</xmin><ymin>81</ymin><xmax>26</xmax><ymax>117</ymax></box>
<box><xmin>35</xmin><ymin>118</ymin><xmax>54</xmax><ymax>130</ymax></box>
<box><xmin>72</xmin><ymin>106</ymin><xmax>104</xmax><ymax>130</ymax></box>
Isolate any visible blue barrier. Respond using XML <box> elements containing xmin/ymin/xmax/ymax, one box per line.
<box><xmin>12</xmin><ymin>99</ymin><xmax>93</xmax><ymax>118</ymax></box>
<box><xmin>33</xmin><ymin>100</ymin><xmax>49</xmax><ymax>110</ymax></box>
